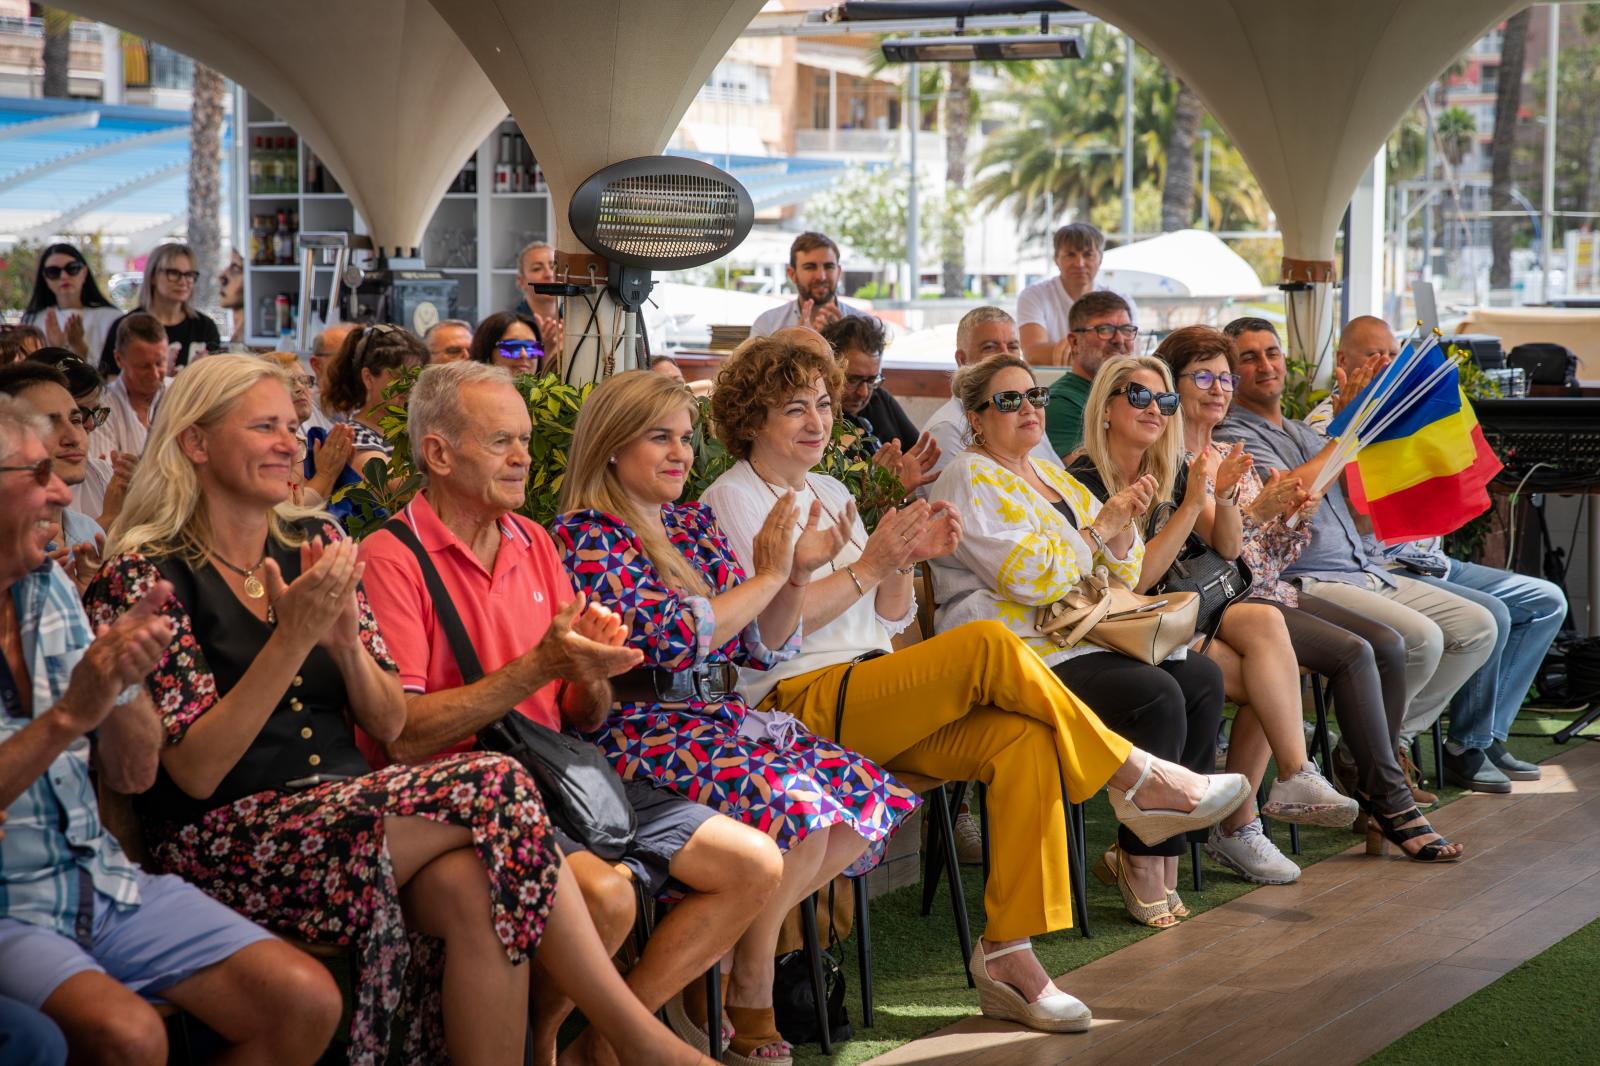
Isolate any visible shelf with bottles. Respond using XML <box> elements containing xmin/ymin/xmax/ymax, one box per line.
<box><xmin>248</xmin><ymin>207</ymin><xmax>302</xmax><ymax>268</ymax></box>
<box><xmin>489</xmin><ymin>127</ymin><xmax>546</xmax><ymax>195</ymax></box>
<box><xmin>247</xmin><ymin>133</ymin><xmax>301</xmax><ymax>197</ymax></box>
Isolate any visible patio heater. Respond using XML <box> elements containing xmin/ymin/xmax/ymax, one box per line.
<box><xmin>562</xmin><ymin>155</ymin><xmax>753</xmax><ymax>379</ymax></box>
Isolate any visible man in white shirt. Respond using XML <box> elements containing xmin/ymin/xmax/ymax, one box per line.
<box><xmin>749</xmin><ymin>232</ymin><xmax>868</xmax><ymax>337</ymax></box>
<box><xmin>925</xmin><ymin>306</ymin><xmax>1062</xmax><ymax>479</ymax></box>
<box><xmin>99</xmin><ymin>314</ymin><xmax>167</xmax><ymax>459</ymax></box>
<box><xmin>1016</xmin><ymin>222</ymin><xmax>1137</xmax><ymax>366</ymax></box>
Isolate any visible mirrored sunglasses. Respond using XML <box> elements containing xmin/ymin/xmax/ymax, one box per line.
<box><xmin>1113</xmin><ymin>383</ymin><xmax>1180</xmax><ymax>416</ymax></box>
<box><xmin>980</xmin><ymin>386</ymin><xmax>1051</xmax><ymax>413</ymax></box>
<box><xmin>495</xmin><ymin>339</ymin><xmax>546</xmax><ymax>362</ymax></box>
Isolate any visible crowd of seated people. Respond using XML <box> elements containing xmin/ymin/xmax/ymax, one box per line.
<box><xmin>0</xmin><ymin>230</ymin><xmax>1566</xmax><ymax>1066</ymax></box>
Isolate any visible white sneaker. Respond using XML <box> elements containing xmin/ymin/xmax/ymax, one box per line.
<box><xmin>1205</xmin><ymin>818</ymin><xmax>1301</xmax><ymax>884</ymax></box>
<box><xmin>1262</xmin><ymin>764</ymin><xmax>1360</xmax><ymax>828</ymax></box>
<box><xmin>953</xmin><ymin>810</ymin><xmax>984</xmax><ymax>865</ymax></box>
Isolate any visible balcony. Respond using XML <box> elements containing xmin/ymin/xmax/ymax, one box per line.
<box><xmin>794</xmin><ymin>127</ymin><xmax>944</xmax><ymax>160</ymax></box>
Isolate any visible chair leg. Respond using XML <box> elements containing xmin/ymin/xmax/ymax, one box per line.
<box><xmin>977</xmin><ymin>780</ymin><xmax>992</xmax><ymax>884</ymax></box>
<box><xmin>1311</xmin><ymin>674</ymin><xmax>1334</xmax><ymax>775</ymax></box>
<box><xmin>920</xmin><ymin>792</ymin><xmax>945</xmax><ymax>917</ymax></box>
<box><xmin>1288</xmin><ymin>821</ymin><xmax>1301</xmax><ymax>855</ymax></box>
<box><xmin>705</xmin><ymin>966</ymin><xmax>722</xmax><ymax>1061</ymax></box>
<box><xmin>1190</xmin><ymin>839</ymin><xmax>1205</xmax><ymax>892</ymax></box>
<box><xmin>852</xmin><ymin>875</ymin><xmax>873</xmax><ymax>1028</ymax></box>
<box><xmin>1065</xmin><ymin>797</ymin><xmax>1091</xmax><ymax>939</ymax></box>
<box><xmin>799</xmin><ymin>894</ymin><xmax>832</xmax><ymax>1055</ymax></box>
<box><xmin>1432</xmin><ymin>719</ymin><xmax>1446</xmax><ymax>790</ymax></box>
<box><xmin>932</xmin><ymin>785</ymin><xmax>976</xmax><ymax>986</ymax></box>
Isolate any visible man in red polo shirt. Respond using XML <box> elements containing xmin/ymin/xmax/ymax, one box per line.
<box><xmin>360</xmin><ymin>361</ymin><xmax>782</xmax><ymax>1064</ymax></box>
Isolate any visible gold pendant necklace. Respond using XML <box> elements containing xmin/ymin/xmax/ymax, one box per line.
<box><xmin>212</xmin><ymin>549</ymin><xmax>269</xmax><ymax>598</ymax></box>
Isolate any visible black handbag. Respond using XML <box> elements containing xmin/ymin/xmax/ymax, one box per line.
<box><xmin>773</xmin><ymin>881</ymin><xmax>853</xmax><ymax>1046</ymax></box>
<box><xmin>381</xmin><ymin>519</ymin><xmax>637</xmax><ymax>861</ymax></box>
<box><xmin>1143</xmin><ymin>463</ymin><xmax>1252</xmax><ymax>650</ymax></box>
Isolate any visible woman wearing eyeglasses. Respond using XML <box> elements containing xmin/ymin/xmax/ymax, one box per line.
<box><xmin>322</xmin><ymin>324</ymin><xmax>427</xmax><ymax>473</ymax></box>
<box><xmin>97</xmin><ymin>243</ymin><xmax>222</xmax><ymax>374</ymax></box>
<box><xmin>1070</xmin><ymin>352</ymin><xmax>1355</xmax><ymax>891</ymax></box>
<box><xmin>1160</xmin><ymin>326</ymin><xmax>1457</xmax><ymax>866</ymax></box>
<box><xmin>22</xmin><ymin>243</ymin><xmax>123</xmax><ymax>362</ymax></box>
<box><xmin>925</xmin><ymin>353</ymin><xmax>1229</xmax><ymax>929</ymax></box>
<box><xmin>469</xmin><ymin>311</ymin><xmax>548</xmax><ymax>374</ymax></box>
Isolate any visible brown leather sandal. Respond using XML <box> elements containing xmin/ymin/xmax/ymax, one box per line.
<box><xmin>722</xmin><ymin>1005</ymin><xmax>793</xmax><ymax>1066</ymax></box>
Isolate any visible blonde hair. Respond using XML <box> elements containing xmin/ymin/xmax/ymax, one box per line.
<box><xmin>1080</xmin><ymin>355</ymin><xmax>1182</xmax><ymax>508</ymax></box>
<box><xmin>106</xmin><ymin>354</ymin><xmax>324</xmax><ymax>563</ymax></box>
<box><xmin>137</xmin><ymin>242</ymin><xmax>197</xmax><ymax>318</ymax></box>
<box><xmin>560</xmin><ymin>370</ymin><xmax>709</xmax><ymax>596</ymax></box>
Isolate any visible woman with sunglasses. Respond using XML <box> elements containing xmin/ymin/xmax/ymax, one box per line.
<box><xmin>322</xmin><ymin>324</ymin><xmax>427</xmax><ymax>473</ymax></box>
<box><xmin>469</xmin><ymin>311</ymin><xmax>548</xmax><ymax>374</ymax></box>
<box><xmin>22</xmin><ymin>243</ymin><xmax>123</xmax><ymax>362</ymax></box>
<box><xmin>1162</xmin><ymin>326</ymin><xmax>1459</xmax><ymax>865</ymax></box>
<box><xmin>1072</xmin><ymin>354</ymin><xmax>1355</xmax><ymax>889</ymax></box>
<box><xmin>97</xmin><ymin>243</ymin><xmax>221</xmax><ymax>375</ymax></box>
<box><xmin>926</xmin><ymin>354</ymin><xmax>1230</xmax><ymax>929</ymax></box>
<box><xmin>701</xmin><ymin>337</ymin><xmax>1251</xmax><ymax>1030</ymax></box>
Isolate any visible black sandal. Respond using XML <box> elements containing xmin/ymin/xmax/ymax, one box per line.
<box><xmin>1365</xmin><ymin>806</ymin><xmax>1463</xmax><ymax>862</ymax></box>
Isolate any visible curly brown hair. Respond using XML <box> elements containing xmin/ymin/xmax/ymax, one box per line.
<box><xmin>711</xmin><ymin>334</ymin><xmax>843</xmax><ymax>459</ymax></box>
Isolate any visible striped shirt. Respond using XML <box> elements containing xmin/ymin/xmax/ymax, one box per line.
<box><xmin>0</xmin><ymin>562</ymin><xmax>142</xmax><ymax>943</ymax></box>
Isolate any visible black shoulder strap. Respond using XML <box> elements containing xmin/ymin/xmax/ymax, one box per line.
<box><xmin>381</xmin><ymin>518</ymin><xmax>486</xmax><ymax>684</ymax></box>
<box><xmin>833</xmin><ymin>649</ymin><xmax>887</xmax><ymax>744</ymax></box>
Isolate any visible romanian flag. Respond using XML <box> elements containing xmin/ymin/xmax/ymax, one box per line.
<box><xmin>1326</xmin><ymin>338</ymin><xmax>1503</xmax><ymax>544</ymax></box>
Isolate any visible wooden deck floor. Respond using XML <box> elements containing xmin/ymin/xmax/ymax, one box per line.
<box><xmin>865</xmin><ymin>739</ymin><xmax>1600</xmax><ymax>1066</ymax></box>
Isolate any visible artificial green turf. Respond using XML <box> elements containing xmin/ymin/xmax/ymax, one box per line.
<box><xmin>792</xmin><ymin>708</ymin><xmax>1588</xmax><ymax>1066</ymax></box>
<box><xmin>1362</xmin><ymin>917</ymin><xmax>1600</xmax><ymax>1065</ymax></box>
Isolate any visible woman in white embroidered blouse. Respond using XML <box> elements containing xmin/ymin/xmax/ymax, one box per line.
<box><xmin>700</xmin><ymin>332</ymin><xmax>1250</xmax><ymax>1033</ymax></box>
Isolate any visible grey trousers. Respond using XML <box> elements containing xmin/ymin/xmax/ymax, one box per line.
<box><xmin>1261</xmin><ymin>595</ymin><xmax>1413</xmax><ymax>815</ymax></box>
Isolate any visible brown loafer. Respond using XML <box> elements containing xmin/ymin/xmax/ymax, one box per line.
<box><xmin>1397</xmin><ymin>747</ymin><xmax>1438</xmax><ymax>809</ymax></box>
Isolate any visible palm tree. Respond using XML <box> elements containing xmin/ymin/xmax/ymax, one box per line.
<box><xmin>1160</xmin><ymin>79</ymin><xmax>1203</xmax><ymax>230</ymax></box>
<box><xmin>1435</xmin><ymin>105</ymin><xmax>1478</xmax><ymax>166</ymax></box>
<box><xmin>940</xmin><ymin>62</ymin><xmax>973</xmax><ymax>296</ymax></box>
<box><xmin>187</xmin><ymin>63</ymin><xmax>227</xmax><ymax>310</ymax></box>
<box><xmin>1491</xmin><ymin>8</ymin><xmax>1533</xmax><ymax>289</ymax></box>
<box><xmin>41</xmin><ymin>9</ymin><xmax>74</xmax><ymax>99</ymax></box>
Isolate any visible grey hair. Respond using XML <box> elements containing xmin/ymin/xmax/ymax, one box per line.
<box><xmin>0</xmin><ymin>394</ymin><xmax>47</xmax><ymax>465</ymax></box>
<box><xmin>517</xmin><ymin>241</ymin><xmax>554</xmax><ymax>277</ymax></box>
<box><xmin>424</xmin><ymin>319</ymin><xmax>473</xmax><ymax>341</ymax></box>
<box><xmin>407</xmin><ymin>361</ymin><xmax>514</xmax><ymax>471</ymax></box>
<box><xmin>956</xmin><ymin>305</ymin><xmax>1015</xmax><ymax>356</ymax></box>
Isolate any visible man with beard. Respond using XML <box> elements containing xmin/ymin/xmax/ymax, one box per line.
<box><xmin>749</xmin><ymin>232</ymin><xmax>867</xmax><ymax>337</ymax></box>
<box><xmin>1017</xmin><ymin>223</ymin><xmax>1137</xmax><ymax>367</ymax></box>
<box><xmin>1043</xmin><ymin>290</ymin><xmax>1140</xmax><ymax>457</ymax></box>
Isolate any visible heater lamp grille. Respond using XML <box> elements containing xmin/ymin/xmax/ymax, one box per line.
<box><xmin>571</xmin><ymin>157</ymin><xmax>754</xmax><ymax>269</ymax></box>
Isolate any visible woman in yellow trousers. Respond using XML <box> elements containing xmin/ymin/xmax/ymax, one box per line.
<box><xmin>699</xmin><ymin>333</ymin><xmax>1251</xmax><ymax>1033</ymax></box>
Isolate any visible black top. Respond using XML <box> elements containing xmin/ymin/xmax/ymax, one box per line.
<box><xmin>140</xmin><ymin>528</ymin><xmax>370</xmax><ymax>826</ymax></box>
<box><xmin>98</xmin><ymin>310</ymin><xmax>222</xmax><ymax>374</ymax></box>
<box><xmin>857</xmin><ymin>387</ymin><xmax>922</xmax><ymax>453</ymax></box>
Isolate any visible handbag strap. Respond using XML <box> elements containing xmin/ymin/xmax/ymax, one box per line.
<box><xmin>833</xmin><ymin>650</ymin><xmax>887</xmax><ymax>744</ymax></box>
<box><xmin>381</xmin><ymin>517</ymin><xmax>486</xmax><ymax>685</ymax></box>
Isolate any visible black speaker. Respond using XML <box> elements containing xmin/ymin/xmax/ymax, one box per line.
<box><xmin>1445</xmin><ymin>333</ymin><xmax>1504</xmax><ymax>370</ymax></box>
<box><xmin>1509</xmin><ymin>342</ymin><xmax>1579</xmax><ymax>388</ymax></box>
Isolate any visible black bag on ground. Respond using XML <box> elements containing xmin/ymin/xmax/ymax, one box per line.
<box><xmin>773</xmin><ymin>883</ymin><xmax>853</xmax><ymax>1046</ymax></box>
<box><xmin>381</xmin><ymin>519</ymin><xmax>637</xmax><ymax>861</ymax></box>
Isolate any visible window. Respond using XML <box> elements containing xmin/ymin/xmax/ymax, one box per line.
<box><xmin>813</xmin><ymin>74</ymin><xmax>832</xmax><ymax>128</ymax></box>
<box><xmin>703</xmin><ymin>60</ymin><xmax>770</xmax><ymax>104</ymax></box>
<box><xmin>887</xmin><ymin>98</ymin><xmax>901</xmax><ymax>129</ymax></box>
<box><xmin>1479</xmin><ymin>64</ymin><xmax>1498</xmax><ymax>97</ymax></box>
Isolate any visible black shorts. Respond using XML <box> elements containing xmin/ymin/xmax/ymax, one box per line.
<box><xmin>550</xmin><ymin>776</ymin><xmax>715</xmax><ymax>895</ymax></box>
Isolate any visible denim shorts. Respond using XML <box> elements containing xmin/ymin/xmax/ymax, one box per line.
<box><xmin>0</xmin><ymin>872</ymin><xmax>274</xmax><ymax>1009</ymax></box>
<box><xmin>550</xmin><ymin>775</ymin><xmax>715</xmax><ymax>896</ymax></box>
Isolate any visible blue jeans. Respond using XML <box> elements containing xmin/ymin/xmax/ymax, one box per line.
<box><xmin>1416</xmin><ymin>560</ymin><xmax>1567</xmax><ymax>749</ymax></box>
<box><xmin>0</xmin><ymin>995</ymin><xmax>66</xmax><ymax>1066</ymax></box>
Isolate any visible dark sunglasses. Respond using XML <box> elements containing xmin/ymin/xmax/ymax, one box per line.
<box><xmin>495</xmin><ymin>339</ymin><xmax>546</xmax><ymax>362</ymax></box>
<box><xmin>1178</xmin><ymin>370</ymin><xmax>1238</xmax><ymax>392</ymax></box>
<box><xmin>73</xmin><ymin>405</ymin><xmax>111</xmax><ymax>430</ymax></box>
<box><xmin>0</xmin><ymin>458</ymin><xmax>54</xmax><ymax>486</ymax></box>
<box><xmin>1113</xmin><ymin>383</ymin><xmax>1180</xmax><ymax>416</ymax></box>
<box><xmin>978</xmin><ymin>386</ymin><xmax>1050</xmax><ymax>413</ymax></box>
<box><xmin>43</xmin><ymin>261</ymin><xmax>85</xmax><ymax>281</ymax></box>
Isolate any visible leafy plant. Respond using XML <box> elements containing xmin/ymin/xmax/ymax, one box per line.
<box><xmin>1279</xmin><ymin>355</ymin><xmax>1329</xmax><ymax>423</ymax></box>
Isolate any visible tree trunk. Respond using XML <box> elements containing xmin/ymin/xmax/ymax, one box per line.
<box><xmin>40</xmin><ymin>9</ymin><xmax>72</xmax><ymax>98</ymax></box>
<box><xmin>941</xmin><ymin>63</ymin><xmax>972</xmax><ymax>297</ymax></box>
<box><xmin>1160</xmin><ymin>80</ymin><xmax>1203</xmax><ymax>232</ymax></box>
<box><xmin>1491</xmin><ymin>8</ymin><xmax>1533</xmax><ymax>290</ymax></box>
<box><xmin>187</xmin><ymin>63</ymin><xmax>227</xmax><ymax>311</ymax></box>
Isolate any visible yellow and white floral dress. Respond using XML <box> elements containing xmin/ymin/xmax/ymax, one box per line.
<box><xmin>927</xmin><ymin>450</ymin><xmax>1148</xmax><ymax>666</ymax></box>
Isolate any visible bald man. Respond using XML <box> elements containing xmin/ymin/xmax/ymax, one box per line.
<box><xmin>1305</xmin><ymin>316</ymin><xmax>1566</xmax><ymax>792</ymax></box>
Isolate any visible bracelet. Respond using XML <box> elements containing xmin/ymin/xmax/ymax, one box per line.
<box><xmin>896</xmin><ymin>564</ymin><xmax>916</xmax><ymax>575</ymax></box>
<box><xmin>1083</xmin><ymin>525</ymin><xmax>1112</xmax><ymax>555</ymax></box>
<box><xmin>843</xmin><ymin>564</ymin><xmax>867</xmax><ymax>596</ymax></box>
<box><xmin>1217</xmin><ymin>484</ymin><xmax>1241</xmax><ymax>506</ymax></box>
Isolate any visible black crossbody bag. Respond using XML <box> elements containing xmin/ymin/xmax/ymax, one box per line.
<box><xmin>382</xmin><ymin>519</ymin><xmax>636</xmax><ymax>860</ymax></box>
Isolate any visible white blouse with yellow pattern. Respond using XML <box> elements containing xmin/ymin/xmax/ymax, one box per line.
<box><xmin>927</xmin><ymin>450</ymin><xmax>1151</xmax><ymax>666</ymax></box>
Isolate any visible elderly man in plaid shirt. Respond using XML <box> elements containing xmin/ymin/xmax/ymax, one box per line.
<box><xmin>0</xmin><ymin>396</ymin><xmax>341</xmax><ymax>1064</ymax></box>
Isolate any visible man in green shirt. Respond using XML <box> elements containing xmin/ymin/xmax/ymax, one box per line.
<box><xmin>1044</xmin><ymin>290</ymin><xmax>1138</xmax><ymax>457</ymax></box>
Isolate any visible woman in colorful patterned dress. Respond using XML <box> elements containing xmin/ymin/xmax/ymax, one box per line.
<box><xmin>1159</xmin><ymin>325</ymin><xmax>1461</xmax><ymax>864</ymax></box>
<box><xmin>85</xmin><ymin>356</ymin><xmax>715</xmax><ymax>1066</ymax></box>
<box><xmin>554</xmin><ymin>369</ymin><xmax>915</xmax><ymax>1066</ymax></box>
<box><xmin>699</xmin><ymin>335</ymin><xmax>1252</xmax><ymax>1033</ymax></box>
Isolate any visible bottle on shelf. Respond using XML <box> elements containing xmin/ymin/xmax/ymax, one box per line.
<box><xmin>272</xmin><ymin>208</ymin><xmax>295</xmax><ymax>265</ymax></box>
<box><xmin>494</xmin><ymin>132</ymin><xmax>512</xmax><ymax>194</ymax></box>
<box><xmin>250</xmin><ymin>214</ymin><xmax>273</xmax><ymax>265</ymax></box>
<box><xmin>249</xmin><ymin>137</ymin><xmax>264</xmax><ymax>194</ymax></box>
<box><xmin>285</xmin><ymin>136</ymin><xmax>299</xmax><ymax>193</ymax></box>
<box><xmin>274</xmin><ymin>294</ymin><xmax>291</xmax><ymax>337</ymax></box>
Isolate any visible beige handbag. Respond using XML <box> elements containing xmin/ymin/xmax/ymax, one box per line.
<box><xmin>1034</xmin><ymin>567</ymin><xmax>1200</xmax><ymax>665</ymax></box>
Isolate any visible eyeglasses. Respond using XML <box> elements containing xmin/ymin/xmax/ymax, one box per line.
<box><xmin>72</xmin><ymin>406</ymin><xmax>111</xmax><ymax>430</ymax></box>
<box><xmin>495</xmin><ymin>339</ymin><xmax>546</xmax><ymax>362</ymax></box>
<box><xmin>42</xmin><ymin>261</ymin><xmax>85</xmax><ymax>281</ymax></box>
<box><xmin>844</xmin><ymin>373</ymin><xmax>884</xmax><ymax>391</ymax></box>
<box><xmin>1112</xmin><ymin>383</ymin><xmax>1180</xmax><ymax>416</ymax></box>
<box><xmin>978</xmin><ymin>386</ymin><xmax>1051</xmax><ymax>413</ymax></box>
<box><xmin>159</xmin><ymin>269</ymin><xmax>201</xmax><ymax>284</ymax></box>
<box><xmin>287</xmin><ymin>374</ymin><xmax>316</xmax><ymax>391</ymax></box>
<box><xmin>1178</xmin><ymin>370</ymin><xmax>1238</xmax><ymax>392</ymax></box>
<box><xmin>1071</xmin><ymin>324</ymin><xmax>1140</xmax><ymax>341</ymax></box>
<box><xmin>0</xmin><ymin>458</ymin><xmax>54</xmax><ymax>486</ymax></box>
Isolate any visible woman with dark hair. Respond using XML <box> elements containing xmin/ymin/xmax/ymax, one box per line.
<box><xmin>469</xmin><ymin>310</ymin><xmax>546</xmax><ymax>373</ymax></box>
<box><xmin>98</xmin><ymin>242</ymin><xmax>221</xmax><ymax>374</ymax></box>
<box><xmin>22</xmin><ymin>243</ymin><xmax>123</xmax><ymax>361</ymax></box>
<box><xmin>0</xmin><ymin>324</ymin><xmax>45</xmax><ymax>366</ymax></box>
<box><xmin>320</xmin><ymin>323</ymin><xmax>427</xmax><ymax>471</ymax></box>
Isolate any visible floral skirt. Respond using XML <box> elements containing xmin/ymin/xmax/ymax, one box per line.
<box><xmin>146</xmin><ymin>752</ymin><xmax>558</xmax><ymax>1065</ymax></box>
<box><xmin>593</xmin><ymin>703</ymin><xmax>921</xmax><ymax>872</ymax></box>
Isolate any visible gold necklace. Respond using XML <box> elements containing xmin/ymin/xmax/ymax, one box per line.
<box><xmin>748</xmin><ymin>460</ymin><xmax>864</xmax><ymax>567</ymax></box>
<box><xmin>212</xmin><ymin>549</ymin><xmax>269</xmax><ymax>599</ymax></box>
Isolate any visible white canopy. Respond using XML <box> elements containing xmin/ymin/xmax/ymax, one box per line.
<box><xmin>62</xmin><ymin>0</ymin><xmax>507</xmax><ymax>253</ymax></box>
<box><xmin>1099</xmin><ymin>229</ymin><xmax>1267</xmax><ymax>299</ymax></box>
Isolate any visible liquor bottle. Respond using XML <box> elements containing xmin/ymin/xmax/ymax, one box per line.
<box><xmin>250</xmin><ymin>214</ymin><xmax>270</xmax><ymax>265</ymax></box>
<box><xmin>249</xmin><ymin>137</ymin><xmax>264</xmax><ymax>194</ymax></box>
<box><xmin>286</xmin><ymin>136</ymin><xmax>299</xmax><ymax>193</ymax></box>
<box><xmin>494</xmin><ymin>132</ymin><xmax>511</xmax><ymax>194</ymax></box>
<box><xmin>273</xmin><ymin>209</ymin><xmax>292</xmax><ymax>264</ymax></box>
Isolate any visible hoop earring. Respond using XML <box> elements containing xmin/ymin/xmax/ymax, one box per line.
<box><xmin>971</xmin><ymin>429</ymin><xmax>985</xmax><ymax>449</ymax></box>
